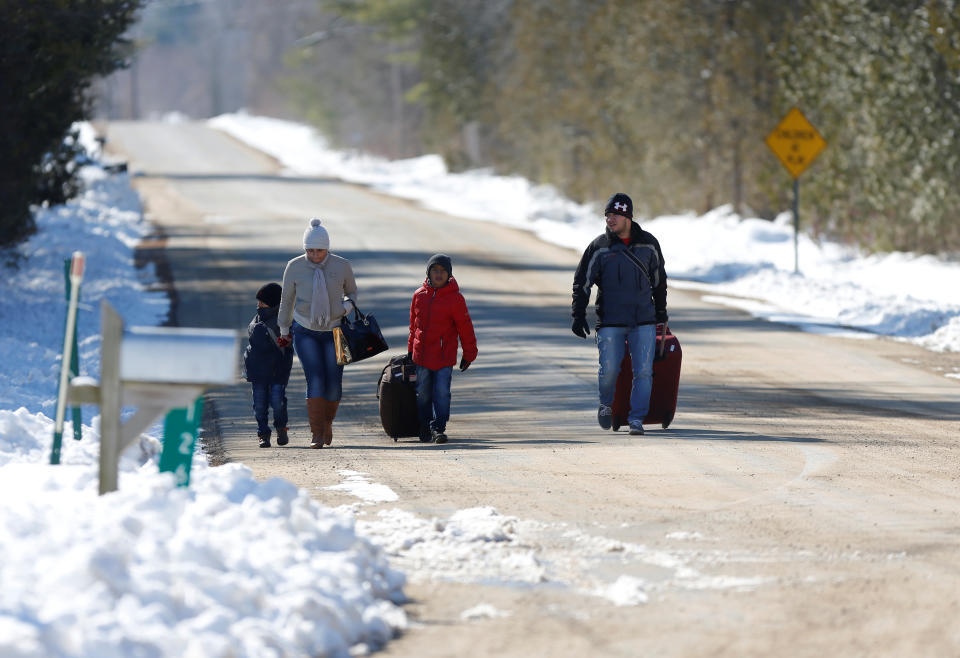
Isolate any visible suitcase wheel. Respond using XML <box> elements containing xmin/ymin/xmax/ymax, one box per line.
<box><xmin>661</xmin><ymin>412</ymin><xmax>674</xmax><ymax>429</ymax></box>
<box><xmin>393</xmin><ymin>437</ymin><xmax>398</xmax><ymax>442</ymax></box>
<box><xmin>611</xmin><ymin>423</ymin><xmax>620</xmax><ymax>432</ymax></box>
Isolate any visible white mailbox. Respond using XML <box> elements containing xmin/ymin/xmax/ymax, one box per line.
<box><xmin>120</xmin><ymin>326</ymin><xmax>239</xmax><ymax>385</ymax></box>
<box><xmin>67</xmin><ymin>302</ymin><xmax>242</xmax><ymax>495</ymax></box>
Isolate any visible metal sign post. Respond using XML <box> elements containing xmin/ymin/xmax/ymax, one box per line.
<box><xmin>51</xmin><ymin>252</ymin><xmax>85</xmax><ymax>464</ymax></box>
<box><xmin>64</xmin><ymin>259</ymin><xmax>83</xmax><ymax>441</ymax></box>
<box><xmin>764</xmin><ymin>108</ymin><xmax>827</xmax><ymax>273</ymax></box>
<box><xmin>793</xmin><ymin>178</ymin><xmax>800</xmax><ymax>274</ymax></box>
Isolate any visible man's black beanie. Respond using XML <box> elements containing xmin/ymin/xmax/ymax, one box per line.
<box><xmin>426</xmin><ymin>253</ymin><xmax>453</xmax><ymax>277</ymax></box>
<box><xmin>604</xmin><ymin>192</ymin><xmax>633</xmax><ymax>219</ymax></box>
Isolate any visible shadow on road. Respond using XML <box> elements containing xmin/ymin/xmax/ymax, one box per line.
<box><xmin>655</xmin><ymin>427</ymin><xmax>826</xmax><ymax>443</ymax></box>
<box><xmin>337</xmin><ymin>437</ymin><xmax>596</xmax><ymax>451</ymax></box>
<box><xmin>133</xmin><ymin>172</ymin><xmax>342</xmax><ymax>185</ymax></box>
<box><xmin>137</xmin><ymin>233</ymin><xmax>959</xmax><ymax>462</ymax></box>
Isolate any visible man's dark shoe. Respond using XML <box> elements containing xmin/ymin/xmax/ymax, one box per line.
<box><xmin>628</xmin><ymin>423</ymin><xmax>644</xmax><ymax>436</ymax></box>
<box><xmin>276</xmin><ymin>427</ymin><xmax>289</xmax><ymax>446</ymax></box>
<box><xmin>598</xmin><ymin>404</ymin><xmax>613</xmax><ymax>430</ymax></box>
<box><xmin>419</xmin><ymin>427</ymin><xmax>433</xmax><ymax>443</ymax></box>
<box><xmin>432</xmin><ymin>429</ymin><xmax>448</xmax><ymax>444</ymax></box>
<box><xmin>258</xmin><ymin>432</ymin><xmax>271</xmax><ymax>448</ymax></box>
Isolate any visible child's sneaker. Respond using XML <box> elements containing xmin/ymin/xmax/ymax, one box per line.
<box><xmin>598</xmin><ymin>404</ymin><xmax>613</xmax><ymax>430</ymax></box>
<box><xmin>432</xmin><ymin>429</ymin><xmax>448</xmax><ymax>444</ymax></box>
<box><xmin>628</xmin><ymin>423</ymin><xmax>644</xmax><ymax>436</ymax></box>
<box><xmin>258</xmin><ymin>432</ymin><xmax>271</xmax><ymax>448</ymax></box>
<box><xmin>276</xmin><ymin>427</ymin><xmax>289</xmax><ymax>446</ymax></box>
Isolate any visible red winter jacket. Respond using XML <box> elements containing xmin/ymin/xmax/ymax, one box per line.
<box><xmin>408</xmin><ymin>276</ymin><xmax>478</xmax><ymax>370</ymax></box>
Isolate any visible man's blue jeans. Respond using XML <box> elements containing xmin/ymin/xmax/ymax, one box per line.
<box><xmin>292</xmin><ymin>322</ymin><xmax>343</xmax><ymax>400</ymax></box>
<box><xmin>252</xmin><ymin>382</ymin><xmax>288</xmax><ymax>435</ymax></box>
<box><xmin>415</xmin><ymin>365</ymin><xmax>453</xmax><ymax>433</ymax></box>
<box><xmin>597</xmin><ymin>324</ymin><xmax>656</xmax><ymax>424</ymax></box>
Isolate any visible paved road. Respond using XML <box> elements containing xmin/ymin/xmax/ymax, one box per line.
<box><xmin>105</xmin><ymin>121</ymin><xmax>960</xmax><ymax>658</ymax></box>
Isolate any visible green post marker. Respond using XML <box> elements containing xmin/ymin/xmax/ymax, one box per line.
<box><xmin>51</xmin><ymin>252</ymin><xmax>85</xmax><ymax>464</ymax></box>
<box><xmin>159</xmin><ymin>396</ymin><xmax>204</xmax><ymax>487</ymax></box>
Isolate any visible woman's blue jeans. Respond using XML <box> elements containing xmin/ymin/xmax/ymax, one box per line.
<box><xmin>292</xmin><ymin>322</ymin><xmax>343</xmax><ymax>400</ymax></box>
<box><xmin>251</xmin><ymin>382</ymin><xmax>288</xmax><ymax>435</ymax></box>
<box><xmin>415</xmin><ymin>365</ymin><xmax>453</xmax><ymax>433</ymax></box>
<box><xmin>597</xmin><ymin>324</ymin><xmax>656</xmax><ymax>424</ymax></box>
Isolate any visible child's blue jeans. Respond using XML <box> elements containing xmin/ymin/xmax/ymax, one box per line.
<box><xmin>597</xmin><ymin>324</ymin><xmax>656</xmax><ymax>425</ymax></box>
<box><xmin>252</xmin><ymin>382</ymin><xmax>288</xmax><ymax>435</ymax></box>
<box><xmin>415</xmin><ymin>365</ymin><xmax>453</xmax><ymax>433</ymax></box>
<box><xmin>292</xmin><ymin>322</ymin><xmax>343</xmax><ymax>400</ymax></box>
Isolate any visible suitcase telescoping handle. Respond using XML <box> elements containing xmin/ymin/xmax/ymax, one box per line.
<box><xmin>658</xmin><ymin>322</ymin><xmax>668</xmax><ymax>359</ymax></box>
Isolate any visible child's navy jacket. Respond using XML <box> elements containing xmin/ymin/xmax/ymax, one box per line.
<box><xmin>243</xmin><ymin>306</ymin><xmax>294</xmax><ymax>384</ymax></box>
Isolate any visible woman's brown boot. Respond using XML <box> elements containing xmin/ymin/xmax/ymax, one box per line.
<box><xmin>323</xmin><ymin>400</ymin><xmax>340</xmax><ymax>445</ymax></box>
<box><xmin>307</xmin><ymin>398</ymin><xmax>327</xmax><ymax>449</ymax></box>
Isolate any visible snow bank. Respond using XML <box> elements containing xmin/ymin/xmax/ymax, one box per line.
<box><xmin>0</xmin><ymin>133</ymin><xmax>407</xmax><ymax>657</ymax></box>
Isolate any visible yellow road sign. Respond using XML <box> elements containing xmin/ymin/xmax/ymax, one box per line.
<box><xmin>765</xmin><ymin>108</ymin><xmax>826</xmax><ymax>179</ymax></box>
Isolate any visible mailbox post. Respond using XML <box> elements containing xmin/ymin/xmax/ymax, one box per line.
<box><xmin>69</xmin><ymin>301</ymin><xmax>239</xmax><ymax>494</ymax></box>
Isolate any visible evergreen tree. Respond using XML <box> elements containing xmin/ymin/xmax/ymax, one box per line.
<box><xmin>287</xmin><ymin>0</ymin><xmax>425</xmax><ymax>157</ymax></box>
<box><xmin>0</xmin><ymin>0</ymin><xmax>141</xmax><ymax>248</ymax></box>
<box><xmin>776</xmin><ymin>0</ymin><xmax>960</xmax><ymax>251</ymax></box>
<box><xmin>293</xmin><ymin>1</ymin><xmax>960</xmax><ymax>252</ymax></box>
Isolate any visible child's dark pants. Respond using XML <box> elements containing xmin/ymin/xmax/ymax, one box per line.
<box><xmin>252</xmin><ymin>382</ymin><xmax>288</xmax><ymax>435</ymax></box>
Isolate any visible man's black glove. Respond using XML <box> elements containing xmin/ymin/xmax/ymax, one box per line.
<box><xmin>459</xmin><ymin>357</ymin><xmax>471</xmax><ymax>371</ymax></box>
<box><xmin>572</xmin><ymin>317</ymin><xmax>590</xmax><ymax>338</ymax></box>
<box><xmin>655</xmin><ymin>309</ymin><xmax>668</xmax><ymax>324</ymax></box>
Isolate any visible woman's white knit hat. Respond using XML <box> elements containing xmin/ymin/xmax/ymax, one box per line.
<box><xmin>303</xmin><ymin>218</ymin><xmax>330</xmax><ymax>250</ymax></box>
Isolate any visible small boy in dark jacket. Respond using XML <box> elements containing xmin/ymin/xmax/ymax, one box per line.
<box><xmin>244</xmin><ymin>283</ymin><xmax>294</xmax><ymax>448</ymax></box>
<box><xmin>407</xmin><ymin>254</ymin><xmax>478</xmax><ymax>444</ymax></box>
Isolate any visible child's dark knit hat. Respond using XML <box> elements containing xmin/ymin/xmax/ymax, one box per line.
<box><xmin>426</xmin><ymin>253</ymin><xmax>453</xmax><ymax>277</ymax></box>
<box><xmin>256</xmin><ymin>282</ymin><xmax>282</xmax><ymax>307</ymax></box>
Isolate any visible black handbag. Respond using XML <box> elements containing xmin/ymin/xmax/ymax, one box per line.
<box><xmin>333</xmin><ymin>305</ymin><xmax>389</xmax><ymax>365</ymax></box>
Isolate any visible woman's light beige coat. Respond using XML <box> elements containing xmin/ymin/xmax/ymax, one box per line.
<box><xmin>278</xmin><ymin>253</ymin><xmax>358</xmax><ymax>334</ymax></box>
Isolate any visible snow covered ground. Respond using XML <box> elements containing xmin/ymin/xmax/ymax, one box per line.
<box><xmin>0</xmin><ymin>125</ymin><xmax>405</xmax><ymax>658</ymax></box>
<box><xmin>3</xmin><ymin>114</ymin><xmax>959</xmax><ymax>657</ymax></box>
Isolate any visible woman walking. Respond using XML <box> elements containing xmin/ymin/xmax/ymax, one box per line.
<box><xmin>278</xmin><ymin>218</ymin><xmax>358</xmax><ymax>448</ymax></box>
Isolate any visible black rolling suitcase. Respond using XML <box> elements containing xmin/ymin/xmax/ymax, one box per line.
<box><xmin>378</xmin><ymin>355</ymin><xmax>420</xmax><ymax>440</ymax></box>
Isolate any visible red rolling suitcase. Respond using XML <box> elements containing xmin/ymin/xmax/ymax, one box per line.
<box><xmin>611</xmin><ymin>324</ymin><xmax>681</xmax><ymax>430</ymax></box>
<box><xmin>378</xmin><ymin>355</ymin><xmax>420</xmax><ymax>440</ymax></box>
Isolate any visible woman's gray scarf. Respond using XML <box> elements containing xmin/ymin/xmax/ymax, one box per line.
<box><xmin>309</xmin><ymin>255</ymin><xmax>331</xmax><ymax>327</ymax></box>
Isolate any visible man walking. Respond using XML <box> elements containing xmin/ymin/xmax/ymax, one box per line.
<box><xmin>571</xmin><ymin>192</ymin><xmax>668</xmax><ymax>435</ymax></box>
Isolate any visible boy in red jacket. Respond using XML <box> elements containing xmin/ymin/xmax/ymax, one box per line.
<box><xmin>407</xmin><ymin>254</ymin><xmax>478</xmax><ymax>443</ymax></box>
